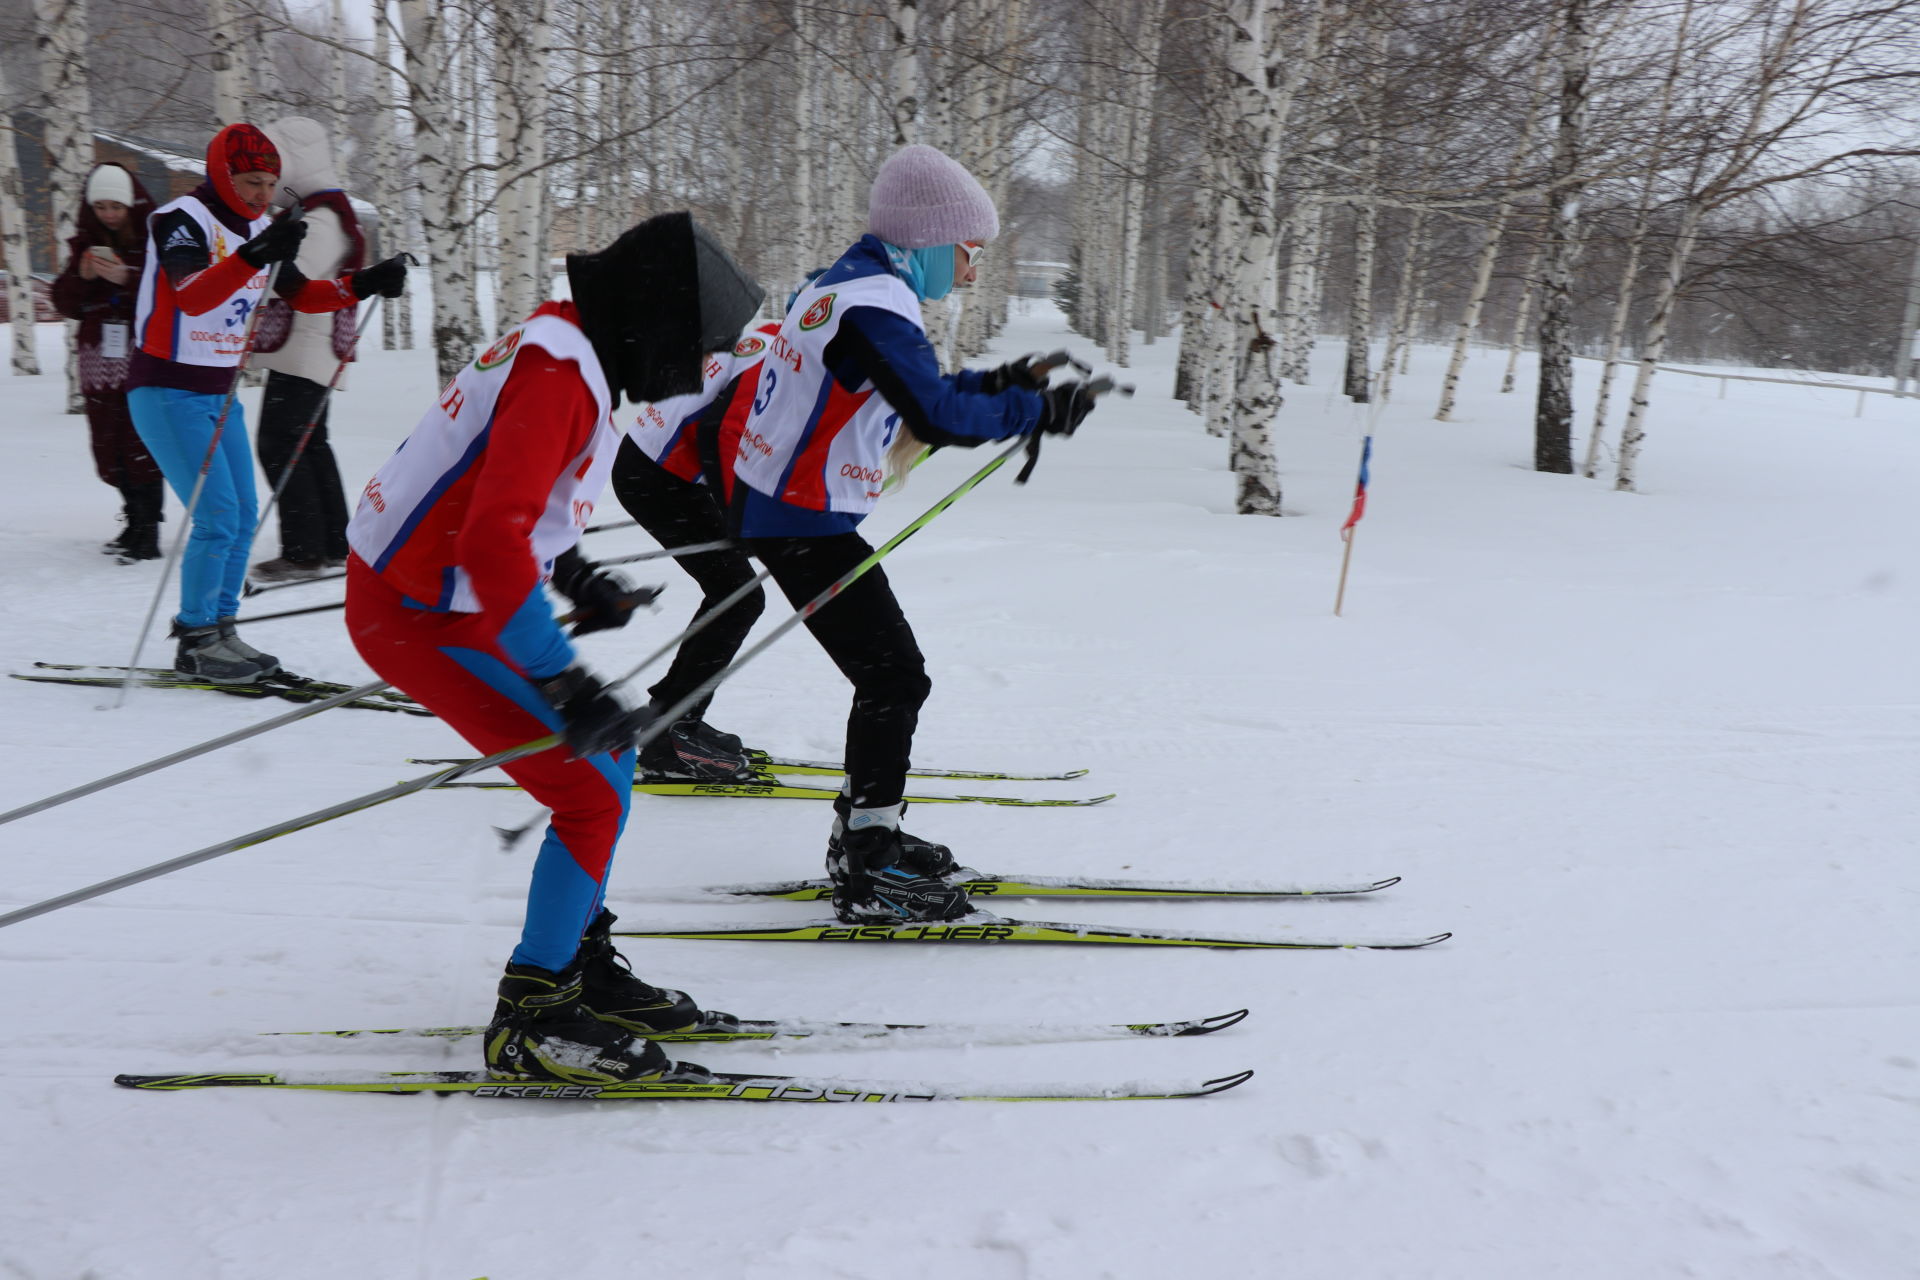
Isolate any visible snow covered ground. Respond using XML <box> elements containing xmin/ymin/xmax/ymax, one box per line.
<box><xmin>3</xmin><ymin>302</ymin><xmax>1916</xmax><ymax>1280</ymax></box>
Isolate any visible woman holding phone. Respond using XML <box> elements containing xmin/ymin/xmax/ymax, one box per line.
<box><xmin>52</xmin><ymin>163</ymin><xmax>163</xmax><ymax>561</ymax></box>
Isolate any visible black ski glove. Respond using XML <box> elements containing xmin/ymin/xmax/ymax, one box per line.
<box><xmin>350</xmin><ymin>255</ymin><xmax>411</xmax><ymax>299</ymax></box>
<box><xmin>237</xmin><ymin>218</ymin><xmax>309</xmax><ymax>268</ymax></box>
<box><xmin>536</xmin><ymin>665</ymin><xmax>654</xmax><ymax>759</ymax></box>
<box><xmin>551</xmin><ymin>547</ymin><xmax>662</xmax><ymax>637</ymax></box>
<box><xmin>1035</xmin><ymin>381</ymin><xmax>1098</xmax><ymax>436</ymax></box>
<box><xmin>979</xmin><ymin>353</ymin><xmax>1055</xmax><ymax>395</ymax></box>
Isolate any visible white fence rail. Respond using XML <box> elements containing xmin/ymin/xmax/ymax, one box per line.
<box><xmin>1570</xmin><ymin>354</ymin><xmax>1911</xmax><ymax>419</ymax></box>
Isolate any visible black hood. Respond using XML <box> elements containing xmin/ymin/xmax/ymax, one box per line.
<box><xmin>567</xmin><ymin>212</ymin><xmax>764</xmax><ymax>406</ymax></box>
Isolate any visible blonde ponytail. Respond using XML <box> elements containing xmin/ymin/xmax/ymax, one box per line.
<box><xmin>884</xmin><ymin>425</ymin><xmax>927</xmax><ymax>493</ymax></box>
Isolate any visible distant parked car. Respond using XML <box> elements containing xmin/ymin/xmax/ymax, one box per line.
<box><xmin>0</xmin><ymin>272</ymin><xmax>60</xmax><ymax>323</ymax></box>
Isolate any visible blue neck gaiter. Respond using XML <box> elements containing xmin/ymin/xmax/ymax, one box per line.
<box><xmin>881</xmin><ymin>240</ymin><xmax>956</xmax><ymax>302</ymax></box>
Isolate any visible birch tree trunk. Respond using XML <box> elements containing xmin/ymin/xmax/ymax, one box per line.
<box><xmin>1204</xmin><ymin>178</ymin><xmax>1235</xmax><ymax>436</ymax></box>
<box><xmin>493</xmin><ymin>0</ymin><xmax>550</xmax><ymax>325</ymax></box>
<box><xmin>1532</xmin><ymin>0</ymin><xmax>1591</xmax><ymax>474</ymax></box>
<box><xmin>1221</xmin><ymin>0</ymin><xmax>1316</xmax><ymax>516</ymax></box>
<box><xmin>401</xmin><ymin>0</ymin><xmax>480</xmax><ymax>383</ymax></box>
<box><xmin>328</xmin><ymin>0</ymin><xmax>349</xmax><ymax>133</ymax></box>
<box><xmin>572</xmin><ymin>3</ymin><xmax>597</xmax><ymax>254</ymax></box>
<box><xmin>0</xmin><ymin>57</ymin><xmax>42</xmax><ymax>375</ymax></box>
<box><xmin>209</xmin><ymin>0</ymin><xmax>245</xmax><ymax>125</ymax></box>
<box><xmin>372</xmin><ymin>2</ymin><xmax>413</xmax><ymax>350</ymax></box>
<box><xmin>1584</xmin><ymin>0</ymin><xmax>1692</xmax><ymax>477</ymax></box>
<box><xmin>1342</xmin><ymin>197</ymin><xmax>1378</xmax><ymax>402</ymax></box>
<box><xmin>1109</xmin><ymin>0</ymin><xmax>1166</xmax><ymax>369</ymax></box>
<box><xmin>1615</xmin><ymin>201</ymin><xmax>1702</xmax><ymax>492</ymax></box>
<box><xmin>887</xmin><ymin>0</ymin><xmax>921</xmax><ymax>145</ymax></box>
<box><xmin>34</xmin><ymin>0</ymin><xmax>91</xmax><ymax>412</ymax></box>
<box><xmin>1434</xmin><ymin>44</ymin><xmax>1552</xmax><ymax>421</ymax></box>
<box><xmin>1139</xmin><ymin>189</ymin><xmax>1165</xmax><ymax>344</ymax></box>
<box><xmin>1173</xmin><ymin>158</ymin><xmax>1219</xmax><ymax>412</ymax></box>
<box><xmin>788</xmin><ymin>4</ymin><xmax>818</xmax><ymax>297</ymax></box>
<box><xmin>1279</xmin><ymin>194</ymin><xmax>1323</xmax><ymax>383</ymax></box>
<box><xmin>1375</xmin><ymin>210</ymin><xmax>1428</xmax><ymax>403</ymax></box>
<box><xmin>1500</xmin><ymin>238</ymin><xmax>1543</xmax><ymax>393</ymax></box>
<box><xmin>1341</xmin><ymin>17</ymin><xmax>1387</xmax><ymax>403</ymax></box>
<box><xmin>824</xmin><ymin>7</ymin><xmax>866</xmax><ymax>258</ymax></box>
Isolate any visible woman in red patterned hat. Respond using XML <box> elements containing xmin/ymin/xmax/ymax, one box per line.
<box><xmin>126</xmin><ymin>122</ymin><xmax>410</xmax><ymax>684</ymax></box>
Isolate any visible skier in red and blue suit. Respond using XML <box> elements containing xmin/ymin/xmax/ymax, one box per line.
<box><xmin>730</xmin><ymin>144</ymin><xmax>1098</xmax><ymax>927</ymax></box>
<box><xmin>343</xmin><ymin>213</ymin><xmax>764</xmax><ymax>1085</ymax></box>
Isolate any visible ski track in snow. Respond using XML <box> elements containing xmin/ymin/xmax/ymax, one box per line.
<box><xmin>3</xmin><ymin>304</ymin><xmax>1918</xmax><ymax>1279</ymax></box>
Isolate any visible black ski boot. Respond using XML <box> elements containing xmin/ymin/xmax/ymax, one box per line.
<box><xmin>826</xmin><ymin>801</ymin><xmax>974</xmax><ymax>924</ymax></box>
<box><xmin>170</xmin><ymin>619</ymin><xmax>269</xmax><ymax>685</ymax></box>
<box><xmin>217</xmin><ymin>617</ymin><xmax>280</xmax><ymax>677</ymax></box>
<box><xmin>485</xmin><ymin>961</ymin><xmax>672</xmax><ymax>1084</ymax></box>
<box><xmin>575</xmin><ymin>909</ymin><xmax>706</xmax><ymax>1035</ymax></box>
<box><xmin>637</xmin><ymin>710</ymin><xmax>763</xmax><ymax>782</ymax></box>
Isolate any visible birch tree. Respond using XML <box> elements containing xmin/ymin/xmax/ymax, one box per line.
<box><xmin>1</xmin><ymin>56</ymin><xmax>42</xmax><ymax>376</ymax></box>
<box><xmin>1499</xmin><ymin>236</ymin><xmax>1543</xmax><ymax>393</ymax></box>
<box><xmin>34</xmin><ymin>0</ymin><xmax>92</xmax><ymax>412</ymax></box>
<box><xmin>1434</xmin><ymin>40</ymin><xmax>1552</xmax><ymax>421</ymax></box>
<box><xmin>1582</xmin><ymin>0</ymin><xmax>1692</xmax><ymax>477</ymax></box>
<box><xmin>887</xmin><ymin>0</ymin><xmax>921</xmax><ymax>146</ymax></box>
<box><xmin>1532</xmin><ymin>0</ymin><xmax>1592</xmax><ymax>474</ymax></box>
<box><xmin>210</xmin><ymin>0</ymin><xmax>245</xmax><ymax>125</ymax></box>
<box><xmin>400</xmin><ymin>0</ymin><xmax>480</xmax><ymax>383</ymax></box>
<box><xmin>371</xmin><ymin>1</ymin><xmax>413</xmax><ymax>350</ymax></box>
<box><xmin>1219</xmin><ymin>0</ymin><xmax>1319</xmax><ymax>516</ymax></box>
<box><xmin>1340</xmin><ymin>16</ymin><xmax>1389</xmax><ymax>403</ymax></box>
<box><xmin>492</xmin><ymin>0</ymin><xmax>550</xmax><ymax>325</ymax></box>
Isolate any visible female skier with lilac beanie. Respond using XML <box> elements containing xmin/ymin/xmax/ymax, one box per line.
<box><xmin>730</xmin><ymin>144</ymin><xmax>1099</xmax><ymax>926</ymax></box>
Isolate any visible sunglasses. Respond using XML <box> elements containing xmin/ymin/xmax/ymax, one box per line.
<box><xmin>958</xmin><ymin>242</ymin><xmax>987</xmax><ymax>269</ymax></box>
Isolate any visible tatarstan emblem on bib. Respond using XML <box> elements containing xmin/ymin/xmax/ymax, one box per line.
<box><xmin>798</xmin><ymin>294</ymin><xmax>835</xmax><ymax>331</ymax></box>
<box><xmin>476</xmin><ymin>330</ymin><xmax>522</xmax><ymax>370</ymax></box>
<box><xmin>733</xmin><ymin>335</ymin><xmax>767</xmax><ymax>357</ymax></box>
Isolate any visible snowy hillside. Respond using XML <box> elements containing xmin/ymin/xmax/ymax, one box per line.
<box><xmin>2</xmin><ymin>303</ymin><xmax>1916</xmax><ymax>1279</ymax></box>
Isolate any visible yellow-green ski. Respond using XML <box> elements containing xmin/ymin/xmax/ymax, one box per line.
<box><xmin>435</xmin><ymin>779</ymin><xmax>1116</xmax><ymax>807</ymax></box>
<box><xmin>612</xmin><ymin>914</ymin><xmax>1449</xmax><ymax>949</ymax></box>
<box><xmin>115</xmin><ymin>1067</ymin><xmax>1254</xmax><ymax>1102</ymax></box>
<box><xmin>687</xmin><ymin>874</ymin><xmax>1402</xmax><ymax>901</ymax></box>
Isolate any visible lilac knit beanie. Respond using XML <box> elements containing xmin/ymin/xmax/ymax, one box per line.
<box><xmin>867</xmin><ymin>145</ymin><xmax>999</xmax><ymax>249</ymax></box>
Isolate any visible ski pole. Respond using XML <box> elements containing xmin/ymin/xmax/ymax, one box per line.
<box><xmin>229</xmin><ymin>600</ymin><xmax>346</xmax><ymax>625</ymax></box>
<box><xmin>0</xmin><ymin>432</ymin><xmax>1036</xmax><ymax>924</ymax></box>
<box><xmin>0</xmin><ymin>677</ymin><xmax>392</xmax><ymax>829</ymax></box>
<box><xmin>243</xmin><ymin>569</ymin><xmax>347</xmax><ymax>596</ymax></box>
<box><xmin>117</xmin><ymin>201</ymin><xmax>311</xmax><ymax>707</ymax></box>
<box><xmin>0</xmin><ymin>742</ymin><xmax>558</xmax><ymax>930</ymax></box>
<box><xmin>591</xmin><ymin>538</ymin><xmax>733</xmax><ymax>568</ymax></box>
<box><xmin>241</xmin><ymin>539</ymin><xmax>732</xmax><ymax>599</ymax></box>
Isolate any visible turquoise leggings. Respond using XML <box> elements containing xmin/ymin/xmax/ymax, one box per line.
<box><xmin>127</xmin><ymin>385</ymin><xmax>257</xmax><ymax>627</ymax></box>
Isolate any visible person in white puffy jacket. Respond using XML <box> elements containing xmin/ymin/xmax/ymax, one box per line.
<box><xmin>251</xmin><ymin>116</ymin><xmax>371</xmax><ymax>583</ymax></box>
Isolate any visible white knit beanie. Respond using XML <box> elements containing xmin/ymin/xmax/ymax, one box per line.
<box><xmin>85</xmin><ymin>165</ymin><xmax>135</xmax><ymax>207</ymax></box>
<box><xmin>867</xmin><ymin>145</ymin><xmax>999</xmax><ymax>249</ymax></box>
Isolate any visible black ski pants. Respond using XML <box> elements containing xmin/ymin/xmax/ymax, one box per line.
<box><xmin>738</xmin><ymin>530</ymin><xmax>930</xmax><ymax>811</ymax></box>
<box><xmin>256</xmin><ymin>371</ymin><xmax>349</xmax><ymax>564</ymax></box>
<box><xmin>609</xmin><ymin>439</ymin><xmax>765</xmax><ymax>721</ymax></box>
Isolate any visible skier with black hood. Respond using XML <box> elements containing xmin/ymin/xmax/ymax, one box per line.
<box><xmin>343</xmin><ymin>213</ymin><xmax>764</xmax><ymax>1085</ymax></box>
